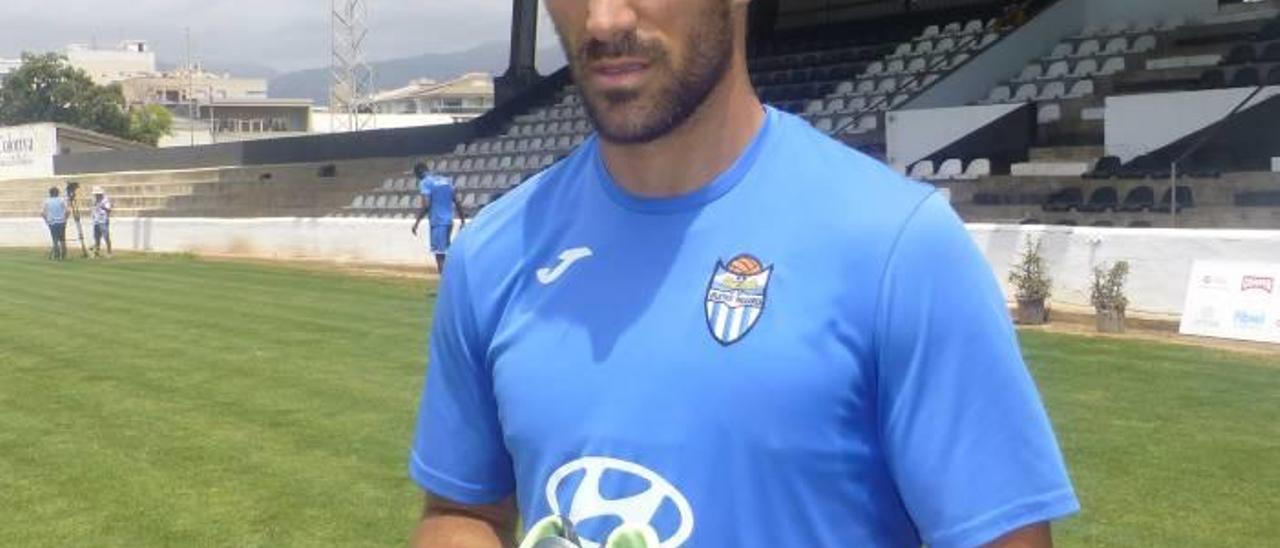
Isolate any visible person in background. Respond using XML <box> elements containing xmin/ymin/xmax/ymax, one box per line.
<box><xmin>40</xmin><ymin>187</ymin><xmax>68</xmax><ymax>261</ymax></box>
<box><xmin>91</xmin><ymin>186</ymin><xmax>113</xmax><ymax>258</ymax></box>
<box><xmin>410</xmin><ymin>161</ymin><xmax>466</xmax><ymax>273</ymax></box>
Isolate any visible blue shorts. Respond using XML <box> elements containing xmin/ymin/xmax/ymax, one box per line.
<box><xmin>429</xmin><ymin>224</ymin><xmax>452</xmax><ymax>254</ymax></box>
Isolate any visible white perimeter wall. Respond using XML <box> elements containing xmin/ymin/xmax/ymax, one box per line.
<box><xmin>4</xmin><ymin>217</ymin><xmax>1280</xmax><ymax>317</ymax></box>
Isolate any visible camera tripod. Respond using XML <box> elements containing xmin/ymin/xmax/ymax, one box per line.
<box><xmin>65</xmin><ymin>182</ymin><xmax>89</xmax><ymax>259</ymax></box>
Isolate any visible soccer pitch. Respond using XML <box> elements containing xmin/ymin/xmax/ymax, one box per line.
<box><xmin>0</xmin><ymin>249</ymin><xmax>1276</xmax><ymax>546</ymax></box>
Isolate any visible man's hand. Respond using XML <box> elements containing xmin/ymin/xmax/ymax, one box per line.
<box><xmin>410</xmin><ymin>493</ymin><xmax>518</xmax><ymax>548</ymax></box>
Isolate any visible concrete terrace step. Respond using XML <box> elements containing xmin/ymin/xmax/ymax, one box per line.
<box><xmin>1029</xmin><ymin>146</ymin><xmax>1104</xmax><ymax>163</ymax></box>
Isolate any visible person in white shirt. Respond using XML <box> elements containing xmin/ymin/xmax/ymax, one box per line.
<box><xmin>91</xmin><ymin>186</ymin><xmax>113</xmax><ymax>258</ymax></box>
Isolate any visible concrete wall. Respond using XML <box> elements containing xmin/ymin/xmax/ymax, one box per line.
<box><xmin>4</xmin><ymin>217</ymin><xmax>1280</xmax><ymax>317</ymax></box>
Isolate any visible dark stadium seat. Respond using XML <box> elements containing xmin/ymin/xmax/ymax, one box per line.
<box><xmin>1257</xmin><ymin>19</ymin><xmax>1280</xmax><ymax>41</ymax></box>
<box><xmin>1224</xmin><ymin>44</ymin><xmax>1257</xmax><ymax>66</ymax></box>
<box><xmin>1128</xmin><ymin>220</ymin><xmax>1153</xmax><ymax>228</ymax></box>
<box><xmin>1091</xmin><ymin>220</ymin><xmax>1115</xmax><ymax>227</ymax></box>
<box><xmin>1268</xmin><ymin>66</ymin><xmax>1280</xmax><ymax>85</ymax></box>
<box><xmin>1019</xmin><ymin>218</ymin><xmax>1041</xmax><ymax>225</ymax></box>
<box><xmin>1159</xmin><ymin>186</ymin><xmax>1195</xmax><ymax>212</ymax></box>
<box><xmin>1079</xmin><ymin>187</ymin><xmax>1119</xmax><ymax>212</ymax></box>
<box><xmin>1199</xmin><ymin>69</ymin><xmax>1226</xmax><ymax>89</ymax></box>
<box><xmin>973</xmin><ymin>192</ymin><xmax>1002</xmax><ymax>205</ymax></box>
<box><xmin>1043</xmin><ymin>187</ymin><xmax>1085</xmax><ymax>212</ymax></box>
<box><xmin>1262</xmin><ymin>42</ymin><xmax>1280</xmax><ymax>62</ymax></box>
<box><xmin>1230</xmin><ymin>66</ymin><xmax>1262</xmax><ymax>87</ymax></box>
<box><xmin>1084</xmin><ymin>156</ymin><xmax>1123</xmax><ymax>179</ymax></box>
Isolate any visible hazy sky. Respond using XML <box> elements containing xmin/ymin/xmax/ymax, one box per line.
<box><xmin>0</xmin><ymin>0</ymin><xmax>564</xmax><ymax>72</ymax></box>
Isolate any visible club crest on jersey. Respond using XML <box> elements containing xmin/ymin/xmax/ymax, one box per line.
<box><xmin>705</xmin><ymin>254</ymin><xmax>773</xmax><ymax>345</ymax></box>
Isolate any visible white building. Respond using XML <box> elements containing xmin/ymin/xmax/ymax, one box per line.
<box><xmin>65</xmin><ymin>40</ymin><xmax>156</xmax><ymax>85</ymax></box>
<box><xmin>371</xmin><ymin>72</ymin><xmax>494</xmax><ymax>121</ymax></box>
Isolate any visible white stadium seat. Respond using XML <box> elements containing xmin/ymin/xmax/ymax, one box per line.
<box><xmin>1039</xmin><ymin>102</ymin><xmax>1059</xmax><ymax>124</ymax></box>
<box><xmin>983</xmin><ymin>85</ymin><xmax>1013</xmax><ymax>104</ymax></box>
<box><xmin>1013</xmin><ymin>83</ymin><xmax>1039</xmax><ymax>101</ymax></box>
<box><xmin>1066</xmin><ymin>80</ymin><xmax>1095</xmax><ymax>99</ymax></box>
<box><xmin>909</xmin><ymin>160</ymin><xmax>935</xmax><ymax>179</ymax></box>
<box><xmin>922</xmin><ymin>25</ymin><xmax>941</xmax><ymax>39</ymax></box>
<box><xmin>1103</xmin><ymin>38</ymin><xmax>1129</xmax><ymax>56</ymax></box>
<box><xmin>1130</xmin><ymin>35</ymin><xmax>1157</xmax><ymax>54</ymax></box>
<box><xmin>964</xmin><ymin>159</ymin><xmax>993</xmax><ymax>179</ymax></box>
<box><xmin>1045</xmin><ymin>60</ymin><xmax>1071</xmax><ymax>80</ymax></box>
<box><xmin>1075</xmin><ymin>40</ymin><xmax>1102</xmax><ymax>58</ymax></box>
<box><xmin>937</xmin><ymin>159</ymin><xmax>965</xmax><ymax>180</ymax></box>
<box><xmin>1099</xmin><ymin>57</ymin><xmax>1126</xmax><ymax>76</ymax></box>
<box><xmin>1014</xmin><ymin>64</ymin><xmax>1043</xmax><ymax>82</ymax></box>
<box><xmin>1072</xmin><ymin>58</ymin><xmax>1099</xmax><ymax>78</ymax></box>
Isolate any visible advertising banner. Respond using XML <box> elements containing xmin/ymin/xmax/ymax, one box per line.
<box><xmin>1179</xmin><ymin>261</ymin><xmax>1280</xmax><ymax>344</ymax></box>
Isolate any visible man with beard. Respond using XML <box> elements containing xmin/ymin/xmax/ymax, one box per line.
<box><xmin>408</xmin><ymin>1</ymin><xmax>1078</xmax><ymax>546</ymax></box>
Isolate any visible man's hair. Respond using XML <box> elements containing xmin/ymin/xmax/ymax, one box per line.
<box><xmin>48</xmin><ymin>187</ymin><xmax>59</xmax><ymax>197</ymax></box>
<box><xmin>413</xmin><ymin>162</ymin><xmax>428</xmax><ymax>178</ymax></box>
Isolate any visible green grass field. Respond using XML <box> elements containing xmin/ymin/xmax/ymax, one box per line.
<box><xmin>1</xmin><ymin>249</ymin><xmax>1276</xmax><ymax>546</ymax></box>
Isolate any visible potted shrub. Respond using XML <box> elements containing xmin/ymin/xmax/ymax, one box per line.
<box><xmin>1008</xmin><ymin>237</ymin><xmax>1052</xmax><ymax>325</ymax></box>
<box><xmin>1091</xmin><ymin>260</ymin><xmax>1130</xmax><ymax>333</ymax></box>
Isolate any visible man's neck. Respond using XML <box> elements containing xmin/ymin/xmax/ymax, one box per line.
<box><xmin>599</xmin><ymin>62</ymin><xmax>765</xmax><ymax>199</ymax></box>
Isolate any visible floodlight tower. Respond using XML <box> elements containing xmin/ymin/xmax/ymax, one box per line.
<box><xmin>330</xmin><ymin>0</ymin><xmax>375</xmax><ymax>132</ymax></box>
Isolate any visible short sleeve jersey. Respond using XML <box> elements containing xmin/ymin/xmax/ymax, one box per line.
<box><xmin>419</xmin><ymin>174</ymin><xmax>455</xmax><ymax>227</ymax></box>
<box><xmin>409</xmin><ymin>107</ymin><xmax>1078</xmax><ymax>547</ymax></box>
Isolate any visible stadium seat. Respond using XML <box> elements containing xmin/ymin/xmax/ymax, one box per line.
<box><xmin>1013</xmin><ymin>64</ymin><xmax>1043</xmax><ymax>82</ymax></box>
<box><xmin>349</xmin><ymin>195</ymin><xmax>365</xmax><ymax>208</ymax></box>
<box><xmin>891</xmin><ymin>94</ymin><xmax>910</xmax><ymax>107</ymax></box>
<box><xmin>1268</xmin><ymin>66</ymin><xmax>1280</xmax><ymax>85</ymax></box>
<box><xmin>805</xmin><ymin>100</ymin><xmax>825</xmax><ymax>115</ymax></box>
<box><xmin>964</xmin><ymin>19</ymin><xmax>984</xmax><ymax>35</ymax></box>
<box><xmin>847</xmin><ymin>96</ymin><xmax>869</xmax><ymax>111</ymax></box>
<box><xmin>1099</xmin><ymin>57</ymin><xmax>1126</xmax><ymax>76</ymax></box>
<box><xmin>935</xmin><ymin>159</ymin><xmax>965</xmax><ymax>180</ymax></box>
<box><xmin>1130</xmin><ymin>34</ymin><xmax>1157</xmax><ymax>54</ymax></box>
<box><xmin>914</xmin><ymin>40</ymin><xmax>935</xmax><ymax>56</ymax></box>
<box><xmin>1038</xmin><ymin>81</ymin><xmax>1067</xmax><ymax>101</ymax></box>
<box><xmin>890</xmin><ymin>43</ymin><xmax>913</xmax><ymax>58</ymax></box>
<box><xmin>1045</xmin><ymin>60</ymin><xmax>1071</xmax><ymax>80</ymax></box>
<box><xmin>936</xmin><ymin>38</ymin><xmax>957</xmax><ymax>53</ymax></box>
<box><xmin>855</xmin><ymin>79</ymin><xmax>876</xmax><ymax>95</ymax></box>
<box><xmin>1043</xmin><ymin>187</ymin><xmax>1085</xmax><ymax>211</ymax></box>
<box><xmin>1075</xmin><ymin>40</ymin><xmax>1102</xmax><ymax>58</ymax></box>
<box><xmin>909</xmin><ymin>160</ymin><xmax>935</xmax><ymax>179</ymax></box>
<box><xmin>1262</xmin><ymin>42</ymin><xmax>1280</xmax><ymax>62</ymax></box>
<box><xmin>1079</xmin><ymin>187</ymin><xmax>1119</xmax><ymax>212</ymax></box>
<box><xmin>922</xmin><ymin>24</ymin><xmax>941</xmax><ymax>39</ymax></box>
<box><xmin>963</xmin><ymin>158</ymin><xmax>992</xmax><ymax>179</ymax></box>
<box><xmin>856</xmin><ymin>114</ymin><xmax>879</xmax><ymax>132</ymax></box>
<box><xmin>1012</xmin><ymin>83</ymin><xmax>1038</xmax><ymax>102</ymax></box>
<box><xmin>886</xmin><ymin>59</ymin><xmax>907</xmax><ymax>75</ymax></box>
<box><xmin>1100</xmin><ymin>37</ymin><xmax>1131</xmax><ymax>55</ymax></box>
<box><xmin>1199</xmin><ymin>69</ymin><xmax>1226</xmax><ymax>89</ymax></box>
<box><xmin>814</xmin><ymin>117</ymin><xmax>834</xmax><ymax>132</ymax></box>
<box><xmin>1066</xmin><ymin>80</ymin><xmax>1095</xmax><ymax>99</ymax></box>
<box><xmin>1224</xmin><ymin>44</ymin><xmax>1257</xmax><ymax>66</ymax></box>
<box><xmin>878</xmin><ymin>78</ymin><xmax>898</xmax><ymax>93</ymax></box>
<box><xmin>1084</xmin><ymin>156</ymin><xmax>1123</xmax><ymax>179</ymax></box>
<box><xmin>943</xmin><ymin>22</ymin><xmax>963</xmax><ymax>35</ymax></box>
<box><xmin>835</xmin><ymin>81</ymin><xmax>854</xmax><ymax>95</ymax></box>
<box><xmin>1038</xmin><ymin>103</ymin><xmax>1062</xmax><ymax>124</ymax></box>
<box><xmin>1160</xmin><ymin>186</ymin><xmax>1195</xmax><ymax>211</ymax></box>
<box><xmin>1072</xmin><ymin>58</ymin><xmax>1099</xmax><ymax>78</ymax></box>
<box><xmin>866</xmin><ymin>61</ymin><xmax>885</xmax><ymax>76</ymax></box>
<box><xmin>1119</xmin><ymin>186</ymin><xmax>1155</xmax><ymax>211</ymax></box>
<box><xmin>1230</xmin><ymin>66</ymin><xmax>1261</xmax><ymax>87</ymax></box>
<box><xmin>906</xmin><ymin>58</ymin><xmax>928</xmax><ymax>74</ymax></box>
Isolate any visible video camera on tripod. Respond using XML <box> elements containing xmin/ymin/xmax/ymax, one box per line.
<box><xmin>63</xmin><ymin>180</ymin><xmax>89</xmax><ymax>258</ymax></box>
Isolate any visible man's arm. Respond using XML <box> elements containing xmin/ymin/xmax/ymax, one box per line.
<box><xmin>411</xmin><ymin>200</ymin><xmax>431</xmax><ymax>235</ymax></box>
<box><xmin>990</xmin><ymin>523</ymin><xmax>1052</xmax><ymax>547</ymax></box>
<box><xmin>453</xmin><ymin>193</ymin><xmax>467</xmax><ymax>226</ymax></box>
<box><xmin>410</xmin><ymin>493</ymin><xmax>518</xmax><ymax>548</ymax></box>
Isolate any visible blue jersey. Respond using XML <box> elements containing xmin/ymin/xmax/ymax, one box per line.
<box><xmin>410</xmin><ymin>107</ymin><xmax>1077</xmax><ymax>547</ymax></box>
<box><xmin>419</xmin><ymin>175</ymin><xmax>455</xmax><ymax>227</ymax></box>
<box><xmin>43</xmin><ymin>197</ymin><xmax>67</xmax><ymax>224</ymax></box>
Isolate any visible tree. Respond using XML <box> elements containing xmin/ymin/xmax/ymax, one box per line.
<box><xmin>126</xmin><ymin>104</ymin><xmax>173</xmax><ymax>146</ymax></box>
<box><xmin>0</xmin><ymin>52</ymin><xmax>153</xmax><ymax>145</ymax></box>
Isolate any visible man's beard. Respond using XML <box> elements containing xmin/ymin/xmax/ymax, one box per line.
<box><xmin>566</xmin><ymin>2</ymin><xmax>734</xmax><ymax>144</ymax></box>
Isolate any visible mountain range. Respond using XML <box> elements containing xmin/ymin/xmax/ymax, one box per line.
<box><xmin>266</xmin><ymin>41</ymin><xmax>567</xmax><ymax>105</ymax></box>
